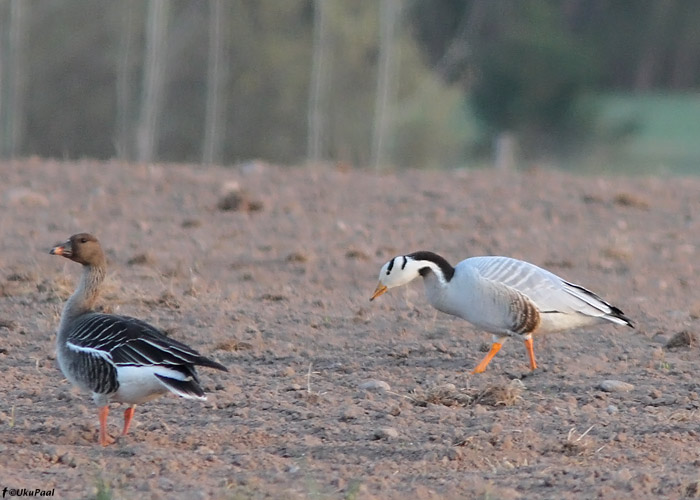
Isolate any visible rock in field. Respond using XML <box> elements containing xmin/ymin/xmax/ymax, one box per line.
<box><xmin>600</xmin><ymin>380</ymin><xmax>634</xmax><ymax>393</ymax></box>
<box><xmin>359</xmin><ymin>379</ymin><xmax>391</xmax><ymax>392</ymax></box>
<box><xmin>374</xmin><ymin>427</ymin><xmax>399</xmax><ymax>440</ymax></box>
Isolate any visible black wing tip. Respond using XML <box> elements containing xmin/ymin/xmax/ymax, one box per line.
<box><xmin>565</xmin><ymin>282</ymin><xmax>634</xmax><ymax>328</ymax></box>
<box><xmin>198</xmin><ymin>357</ymin><xmax>228</xmax><ymax>372</ymax></box>
<box><xmin>610</xmin><ymin>305</ymin><xmax>634</xmax><ymax>328</ymax></box>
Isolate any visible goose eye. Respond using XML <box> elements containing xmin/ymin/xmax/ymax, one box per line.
<box><xmin>80</xmin><ymin>237</ymin><xmax>88</xmax><ymax>243</ymax></box>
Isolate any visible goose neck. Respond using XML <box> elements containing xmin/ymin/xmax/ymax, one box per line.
<box><xmin>59</xmin><ymin>264</ymin><xmax>105</xmax><ymax>331</ymax></box>
<box><xmin>408</xmin><ymin>251</ymin><xmax>455</xmax><ymax>283</ymax></box>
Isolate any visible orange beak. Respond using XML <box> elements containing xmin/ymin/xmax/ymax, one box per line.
<box><xmin>370</xmin><ymin>283</ymin><xmax>388</xmax><ymax>301</ymax></box>
<box><xmin>50</xmin><ymin>244</ymin><xmax>66</xmax><ymax>256</ymax></box>
<box><xmin>50</xmin><ymin>239</ymin><xmax>72</xmax><ymax>257</ymax></box>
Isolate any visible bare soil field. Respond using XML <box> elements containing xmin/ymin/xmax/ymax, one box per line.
<box><xmin>0</xmin><ymin>159</ymin><xmax>699</xmax><ymax>499</ymax></box>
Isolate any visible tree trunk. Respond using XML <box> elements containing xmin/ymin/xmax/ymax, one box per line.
<box><xmin>203</xmin><ymin>0</ymin><xmax>229</xmax><ymax>166</ymax></box>
<box><xmin>307</xmin><ymin>0</ymin><xmax>330</xmax><ymax>164</ymax></box>
<box><xmin>116</xmin><ymin>0</ymin><xmax>137</xmax><ymax>161</ymax></box>
<box><xmin>494</xmin><ymin>131</ymin><xmax>516</xmax><ymax>171</ymax></box>
<box><xmin>137</xmin><ymin>0</ymin><xmax>169</xmax><ymax>163</ymax></box>
<box><xmin>0</xmin><ymin>3</ymin><xmax>6</xmax><ymax>158</ymax></box>
<box><xmin>434</xmin><ymin>0</ymin><xmax>485</xmax><ymax>82</ymax></box>
<box><xmin>669</xmin><ymin>13</ymin><xmax>698</xmax><ymax>89</ymax></box>
<box><xmin>3</xmin><ymin>0</ymin><xmax>26</xmax><ymax>158</ymax></box>
<box><xmin>371</xmin><ymin>0</ymin><xmax>401</xmax><ymax>170</ymax></box>
<box><xmin>634</xmin><ymin>0</ymin><xmax>673</xmax><ymax>91</ymax></box>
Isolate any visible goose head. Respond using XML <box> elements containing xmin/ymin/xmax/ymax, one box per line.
<box><xmin>50</xmin><ymin>233</ymin><xmax>105</xmax><ymax>267</ymax></box>
<box><xmin>370</xmin><ymin>254</ymin><xmax>425</xmax><ymax>301</ymax></box>
<box><xmin>370</xmin><ymin>251</ymin><xmax>456</xmax><ymax>301</ymax></box>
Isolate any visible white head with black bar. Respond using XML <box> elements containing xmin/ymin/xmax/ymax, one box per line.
<box><xmin>370</xmin><ymin>251</ymin><xmax>455</xmax><ymax>301</ymax></box>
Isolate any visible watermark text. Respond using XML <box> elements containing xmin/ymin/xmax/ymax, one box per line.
<box><xmin>2</xmin><ymin>488</ymin><xmax>55</xmax><ymax>498</ymax></box>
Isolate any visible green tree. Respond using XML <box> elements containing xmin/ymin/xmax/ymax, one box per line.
<box><xmin>470</xmin><ymin>2</ymin><xmax>598</xmax><ymax>161</ymax></box>
<box><xmin>412</xmin><ymin>0</ymin><xmax>598</xmax><ymax>164</ymax></box>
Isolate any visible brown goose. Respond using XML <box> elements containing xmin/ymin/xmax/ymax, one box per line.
<box><xmin>50</xmin><ymin>233</ymin><xmax>227</xmax><ymax>446</ymax></box>
<box><xmin>370</xmin><ymin>251</ymin><xmax>633</xmax><ymax>373</ymax></box>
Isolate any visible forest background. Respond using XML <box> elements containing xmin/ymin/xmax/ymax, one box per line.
<box><xmin>0</xmin><ymin>0</ymin><xmax>699</xmax><ymax>174</ymax></box>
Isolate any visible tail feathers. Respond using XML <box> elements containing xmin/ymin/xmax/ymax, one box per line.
<box><xmin>155</xmin><ymin>373</ymin><xmax>207</xmax><ymax>400</ymax></box>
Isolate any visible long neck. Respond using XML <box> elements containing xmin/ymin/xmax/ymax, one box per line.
<box><xmin>409</xmin><ymin>253</ymin><xmax>456</xmax><ymax>311</ymax></box>
<box><xmin>419</xmin><ymin>261</ymin><xmax>451</xmax><ymax>292</ymax></box>
<box><xmin>58</xmin><ymin>263</ymin><xmax>105</xmax><ymax>336</ymax></box>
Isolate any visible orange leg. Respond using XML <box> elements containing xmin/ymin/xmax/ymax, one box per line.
<box><xmin>471</xmin><ymin>342</ymin><xmax>503</xmax><ymax>374</ymax></box>
<box><xmin>98</xmin><ymin>406</ymin><xmax>115</xmax><ymax>446</ymax></box>
<box><xmin>524</xmin><ymin>336</ymin><xmax>537</xmax><ymax>371</ymax></box>
<box><xmin>122</xmin><ymin>405</ymin><xmax>136</xmax><ymax>436</ymax></box>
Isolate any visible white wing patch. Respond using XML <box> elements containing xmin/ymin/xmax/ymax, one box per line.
<box><xmin>113</xmin><ymin>365</ymin><xmax>202</xmax><ymax>404</ymax></box>
<box><xmin>66</xmin><ymin>341</ymin><xmax>114</xmax><ymax>362</ymax></box>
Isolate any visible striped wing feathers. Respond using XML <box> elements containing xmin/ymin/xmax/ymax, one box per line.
<box><xmin>67</xmin><ymin>313</ymin><xmax>214</xmax><ymax>367</ymax></box>
<box><xmin>465</xmin><ymin>257</ymin><xmax>624</xmax><ymax>320</ymax></box>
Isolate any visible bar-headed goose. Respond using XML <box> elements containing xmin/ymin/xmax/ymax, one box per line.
<box><xmin>50</xmin><ymin>233</ymin><xmax>227</xmax><ymax>446</ymax></box>
<box><xmin>370</xmin><ymin>251</ymin><xmax>633</xmax><ymax>373</ymax></box>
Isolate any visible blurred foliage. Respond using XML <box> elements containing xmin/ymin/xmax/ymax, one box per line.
<box><xmin>586</xmin><ymin>93</ymin><xmax>700</xmax><ymax>175</ymax></box>
<box><xmin>6</xmin><ymin>0</ymin><xmax>466</xmax><ymax>168</ymax></box>
<box><xmin>468</xmin><ymin>2</ymin><xmax>599</xmax><ymax>160</ymax></box>
<box><xmin>1</xmin><ymin>0</ymin><xmax>700</xmax><ymax>170</ymax></box>
<box><xmin>23</xmin><ymin>1</ymin><xmax>127</xmax><ymax>159</ymax></box>
<box><xmin>411</xmin><ymin>0</ymin><xmax>700</xmax><ymax>169</ymax></box>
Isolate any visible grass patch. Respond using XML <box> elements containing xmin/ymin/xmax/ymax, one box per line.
<box><xmin>94</xmin><ymin>474</ymin><xmax>112</xmax><ymax>500</ymax></box>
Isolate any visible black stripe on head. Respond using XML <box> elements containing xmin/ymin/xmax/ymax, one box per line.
<box><xmin>407</xmin><ymin>251</ymin><xmax>455</xmax><ymax>281</ymax></box>
<box><xmin>401</xmin><ymin>256</ymin><xmax>408</xmax><ymax>270</ymax></box>
<box><xmin>386</xmin><ymin>258</ymin><xmax>395</xmax><ymax>275</ymax></box>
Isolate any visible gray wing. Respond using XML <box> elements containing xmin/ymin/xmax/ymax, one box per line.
<box><xmin>462</xmin><ymin>256</ymin><xmax>632</xmax><ymax>325</ymax></box>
